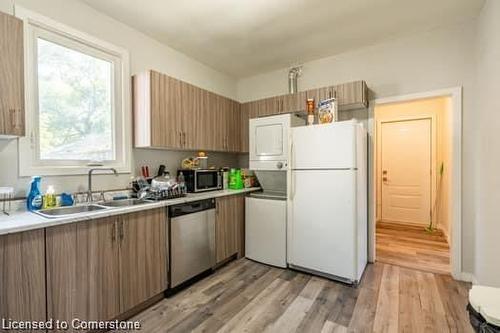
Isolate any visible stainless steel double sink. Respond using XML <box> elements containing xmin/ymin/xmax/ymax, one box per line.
<box><xmin>35</xmin><ymin>199</ymin><xmax>153</xmax><ymax>218</ymax></box>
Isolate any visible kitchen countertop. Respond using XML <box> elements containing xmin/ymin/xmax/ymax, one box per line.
<box><xmin>0</xmin><ymin>188</ymin><xmax>260</xmax><ymax>236</ymax></box>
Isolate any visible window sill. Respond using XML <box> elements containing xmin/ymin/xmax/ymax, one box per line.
<box><xmin>19</xmin><ymin>163</ymin><xmax>132</xmax><ymax>177</ymax></box>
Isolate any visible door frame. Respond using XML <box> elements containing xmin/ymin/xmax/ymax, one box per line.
<box><xmin>378</xmin><ymin>117</ymin><xmax>433</xmax><ymax>225</ymax></box>
<box><xmin>368</xmin><ymin>87</ymin><xmax>462</xmax><ymax>280</ymax></box>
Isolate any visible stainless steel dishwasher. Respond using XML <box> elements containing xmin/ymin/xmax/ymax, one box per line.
<box><xmin>169</xmin><ymin>199</ymin><xmax>216</xmax><ymax>288</ymax></box>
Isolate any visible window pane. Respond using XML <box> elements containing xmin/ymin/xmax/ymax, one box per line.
<box><xmin>37</xmin><ymin>38</ymin><xmax>114</xmax><ymax>161</ymax></box>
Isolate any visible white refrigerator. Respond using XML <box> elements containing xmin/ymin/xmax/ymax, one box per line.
<box><xmin>288</xmin><ymin>120</ymin><xmax>367</xmax><ymax>284</ymax></box>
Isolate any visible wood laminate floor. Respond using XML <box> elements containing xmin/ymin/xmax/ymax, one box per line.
<box><xmin>114</xmin><ymin>258</ymin><xmax>471</xmax><ymax>333</ymax></box>
<box><xmin>376</xmin><ymin>221</ymin><xmax>451</xmax><ymax>275</ymax></box>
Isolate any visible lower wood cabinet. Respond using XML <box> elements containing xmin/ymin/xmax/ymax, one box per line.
<box><xmin>45</xmin><ymin>208</ymin><xmax>168</xmax><ymax>330</ymax></box>
<box><xmin>215</xmin><ymin>195</ymin><xmax>245</xmax><ymax>264</ymax></box>
<box><xmin>46</xmin><ymin>216</ymin><xmax>121</xmax><ymax>327</ymax></box>
<box><xmin>119</xmin><ymin>209</ymin><xmax>168</xmax><ymax>312</ymax></box>
<box><xmin>0</xmin><ymin>229</ymin><xmax>46</xmax><ymax>331</ymax></box>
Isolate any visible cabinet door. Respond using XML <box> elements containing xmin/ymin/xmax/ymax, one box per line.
<box><xmin>0</xmin><ymin>230</ymin><xmax>46</xmax><ymax>330</ymax></box>
<box><xmin>305</xmin><ymin>87</ymin><xmax>328</xmax><ymax>105</ymax></box>
<box><xmin>208</xmin><ymin>93</ymin><xmax>224</xmax><ymax>151</ymax></box>
<box><xmin>227</xmin><ymin>100</ymin><xmax>240</xmax><ymax>152</ymax></box>
<box><xmin>0</xmin><ymin>11</ymin><xmax>24</xmax><ymax>137</ymax></box>
<box><xmin>46</xmin><ymin>217</ymin><xmax>120</xmax><ymax>331</ymax></box>
<box><xmin>240</xmin><ymin>103</ymin><xmax>250</xmax><ymax>153</ymax></box>
<box><xmin>336</xmin><ymin>81</ymin><xmax>368</xmax><ymax>110</ymax></box>
<box><xmin>215</xmin><ymin>196</ymin><xmax>244</xmax><ymax>264</ymax></box>
<box><xmin>262</xmin><ymin>96</ymin><xmax>280</xmax><ymax>116</ymax></box>
<box><xmin>150</xmin><ymin>71</ymin><xmax>183</xmax><ymax>148</ymax></box>
<box><xmin>246</xmin><ymin>100</ymin><xmax>259</xmax><ymax>119</ymax></box>
<box><xmin>119</xmin><ymin>208</ymin><xmax>168</xmax><ymax>312</ymax></box>
<box><xmin>232</xmin><ymin>195</ymin><xmax>246</xmax><ymax>258</ymax></box>
<box><xmin>220</xmin><ymin>96</ymin><xmax>231</xmax><ymax>151</ymax></box>
<box><xmin>281</xmin><ymin>91</ymin><xmax>306</xmax><ymax>113</ymax></box>
<box><xmin>180</xmin><ymin>81</ymin><xmax>199</xmax><ymax>150</ymax></box>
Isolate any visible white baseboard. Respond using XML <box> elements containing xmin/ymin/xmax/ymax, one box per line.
<box><xmin>454</xmin><ymin>271</ymin><xmax>478</xmax><ymax>284</ymax></box>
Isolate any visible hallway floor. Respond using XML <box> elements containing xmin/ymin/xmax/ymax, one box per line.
<box><xmin>376</xmin><ymin>221</ymin><xmax>451</xmax><ymax>275</ymax></box>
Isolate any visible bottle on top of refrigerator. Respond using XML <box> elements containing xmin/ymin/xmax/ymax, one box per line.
<box><xmin>27</xmin><ymin>176</ymin><xmax>43</xmax><ymax>211</ymax></box>
<box><xmin>306</xmin><ymin>98</ymin><xmax>315</xmax><ymax>126</ymax></box>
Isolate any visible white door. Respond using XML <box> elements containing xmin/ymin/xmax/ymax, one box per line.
<box><xmin>380</xmin><ymin>118</ymin><xmax>432</xmax><ymax>224</ymax></box>
<box><xmin>249</xmin><ymin>115</ymin><xmax>290</xmax><ymax>166</ymax></box>
<box><xmin>289</xmin><ymin>170</ymin><xmax>356</xmax><ymax>280</ymax></box>
<box><xmin>292</xmin><ymin>121</ymin><xmax>357</xmax><ymax>169</ymax></box>
<box><xmin>245</xmin><ymin>197</ymin><xmax>287</xmax><ymax>268</ymax></box>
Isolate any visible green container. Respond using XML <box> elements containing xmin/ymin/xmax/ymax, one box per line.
<box><xmin>229</xmin><ymin>168</ymin><xmax>244</xmax><ymax>190</ymax></box>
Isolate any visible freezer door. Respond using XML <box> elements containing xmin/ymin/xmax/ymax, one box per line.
<box><xmin>289</xmin><ymin>170</ymin><xmax>356</xmax><ymax>280</ymax></box>
<box><xmin>291</xmin><ymin>121</ymin><xmax>357</xmax><ymax>169</ymax></box>
<box><xmin>245</xmin><ymin>197</ymin><xmax>287</xmax><ymax>268</ymax></box>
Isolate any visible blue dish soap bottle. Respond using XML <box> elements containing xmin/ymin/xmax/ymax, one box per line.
<box><xmin>27</xmin><ymin>176</ymin><xmax>43</xmax><ymax>211</ymax></box>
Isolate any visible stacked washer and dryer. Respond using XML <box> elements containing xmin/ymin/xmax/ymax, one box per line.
<box><xmin>245</xmin><ymin>114</ymin><xmax>303</xmax><ymax>268</ymax></box>
<box><xmin>245</xmin><ymin>114</ymin><xmax>368</xmax><ymax>285</ymax></box>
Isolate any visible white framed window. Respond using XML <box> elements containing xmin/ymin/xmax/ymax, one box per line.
<box><xmin>17</xmin><ymin>7</ymin><xmax>131</xmax><ymax>176</ymax></box>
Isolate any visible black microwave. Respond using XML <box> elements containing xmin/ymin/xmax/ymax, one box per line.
<box><xmin>177</xmin><ymin>169</ymin><xmax>222</xmax><ymax>193</ymax></box>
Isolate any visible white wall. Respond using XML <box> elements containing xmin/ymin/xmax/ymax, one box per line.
<box><xmin>237</xmin><ymin>20</ymin><xmax>478</xmax><ymax>274</ymax></box>
<box><xmin>475</xmin><ymin>0</ymin><xmax>500</xmax><ymax>287</ymax></box>
<box><xmin>0</xmin><ymin>0</ymin><xmax>241</xmax><ymax>196</ymax></box>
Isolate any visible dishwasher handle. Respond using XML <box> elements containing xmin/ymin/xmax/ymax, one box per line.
<box><xmin>169</xmin><ymin>199</ymin><xmax>216</xmax><ymax>218</ymax></box>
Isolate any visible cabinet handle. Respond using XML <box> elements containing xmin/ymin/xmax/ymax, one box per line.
<box><xmin>179</xmin><ymin>131</ymin><xmax>182</xmax><ymax>147</ymax></box>
<box><xmin>9</xmin><ymin>109</ymin><xmax>18</xmax><ymax>129</ymax></box>
<box><xmin>183</xmin><ymin>132</ymin><xmax>187</xmax><ymax>146</ymax></box>
<box><xmin>111</xmin><ymin>221</ymin><xmax>116</xmax><ymax>242</ymax></box>
<box><xmin>119</xmin><ymin>221</ymin><xmax>124</xmax><ymax>241</ymax></box>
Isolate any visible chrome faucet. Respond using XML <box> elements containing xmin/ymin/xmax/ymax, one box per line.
<box><xmin>87</xmin><ymin>168</ymin><xmax>118</xmax><ymax>202</ymax></box>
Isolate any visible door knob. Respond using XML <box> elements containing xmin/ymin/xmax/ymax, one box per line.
<box><xmin>276</xmin><ymin>162</ymin><xmax>283</xmax><ymax>169</ymax></box>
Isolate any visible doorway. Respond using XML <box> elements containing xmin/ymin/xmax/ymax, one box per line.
<box><xmin>374</xmin><ymin>96</ymin><xmax>454</xmax><ymax>275</ymax></box>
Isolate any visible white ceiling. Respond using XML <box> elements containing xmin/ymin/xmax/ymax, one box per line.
<box><xmin>82</xmin><ymin>0</ymin><xmax>484</xmax><ymax>78</ymax></box>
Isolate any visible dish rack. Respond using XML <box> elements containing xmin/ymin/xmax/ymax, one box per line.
<box><xmin>145</xmin><ymin>187</ymin><xmax>187</xmax><ymax>201</ymax></box>
<box><xmin>0</xmin><ymin>187</ymin><xmax>14</xmax><ymax>216</ymax></box>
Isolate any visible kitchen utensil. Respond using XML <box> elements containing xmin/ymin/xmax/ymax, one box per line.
<box><xmin>141</xmin><ymin>166</ymin><xmax>151</xmax><ymax>178</ymax></box>
<box><xmin>157</xmin><ymin>164</ymin><xmax>167</xmax><ymax>177</ymax></box>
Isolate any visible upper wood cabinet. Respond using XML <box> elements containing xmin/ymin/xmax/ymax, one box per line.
<box><xmin>242</xmin><ymin>80</ymin><xmax>368</xmax><ymax>118</ymax></box>
<box><xmin>133</xmin><ymin>70</ymin><xmax>241</xmax><ymax>152</ymax></box>
<box><xmin>337</xmin><ymin>80</ymin><xmax>369</xmax><ymax>110</ymax></box>
<box><xmin>46</xmin><ymin>208</ymin><xmax>168</xmax><ymax>329</ymax></box>
<box><xmin>280</xmin><ymin>91</ymin><xmax>307</xmax><ymax>114</ymax></box>
<box><xmin>134</xmin><ymin>71</ymin><xmax>367</xmax><ymax>154</ymax></box>
<box><xmin>0</xmin><ymin>11</ymin><xmax>25</xmax><ymax>137</ymax></box>
<box><xmin>305</xmin><ymin>81</ymin><xmax>368</xmax><ymax>111</ymax></box>
<box><xmin>240</xmin><ymin>103</ymin><xmax>250</xmax><ymax>153</ymax></box>
<box><xmin>215</xmin><ymin>195</ymin><xmax>245</xmax><ymax>264</ymax></box>
<box><xmin>0</xmin><ymin>229</ymin><xmax>46</xmax><ymax>330</ymax></box>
